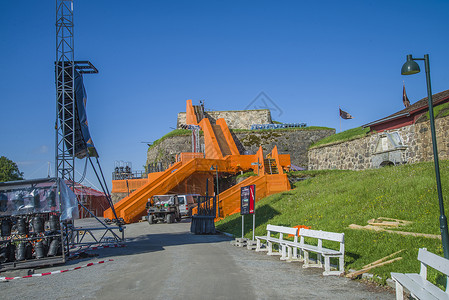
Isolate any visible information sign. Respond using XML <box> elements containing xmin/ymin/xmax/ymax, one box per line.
<box><xmin>240</xmin><ymin>185</ymin><xmax>255</xmax><ymax>215</ymax></box>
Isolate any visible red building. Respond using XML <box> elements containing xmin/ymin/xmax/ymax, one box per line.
<box><xmin>363</xmin><ymin>89</ymin><xmax>449</xmax><ymax>132</ymax></box>
<box><xmin>72</xmin><ymin>183</ymin><xmax>110</xmax><ymax>218</ymax></box>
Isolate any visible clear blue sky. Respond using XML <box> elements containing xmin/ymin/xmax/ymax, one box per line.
<box><xmin>1</xmin><ymin>0</ymin><xmax>449</xmax><ymax>191</ymax></box>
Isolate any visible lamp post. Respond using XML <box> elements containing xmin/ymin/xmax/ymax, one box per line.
<box><xmin>401</xmin><ymin>54</ymin><xmax>449</xmax><ymax>258</ymax></box>
<box><xmin>210</xmin><ymin>165</ymin><xmax>219</xmax><ymax>217</ymax></box>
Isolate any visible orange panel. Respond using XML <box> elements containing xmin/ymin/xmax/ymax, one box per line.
<box><xmin>111</xmin><ymin>178</ymin><xmax>149</xmax><ymax>193</ymax></box>
<box><xmin>180</xmin><ymin>152</ymin><xmax>204</xmax><ymax>162</ymax></box>
<box><xmin>278</xmin><ymin>154</ymin><xmax>291</xmax><ymax>169</ymax></box>
<box><xmin>200</xmin><ymin>118</ymin><xmax>223</xmax><ymax>159</ymax></box>
<box><xmin>257</xmin><ymin>147</ymin><xmax>266</xmax><ymax>175</ymax></box>
<box><xmin>185</xmin><ymin>99</ymin><xmax>198</xmax><ymax>125</ymax></box>
<box><xmin>270</xmin><ymin>146</ymin><xmax>283</xmax><ymax>174</ymax></box>
<box><xmin>216</xmin><ymin>118</ymin><xmax>240</xmax><ymax>155</ymax></box>
<box><xmin>227</xmin><ymin>154</ymin><xmax>257</xmax><ymax>172</ymax></box>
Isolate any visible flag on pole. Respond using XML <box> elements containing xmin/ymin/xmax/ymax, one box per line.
<box><xmin>403</xmin><ymin>84</ymin><xmax>410</xmax><ymax>108</ymax></box>
<box><xmin>339</xmin><ymin>108</ymin><xmax>354</xmax><ymax>120</ymax></box>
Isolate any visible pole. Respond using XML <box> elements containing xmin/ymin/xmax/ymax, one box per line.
<box><xmin>252</xmin><ymin>213</ymin><xmax>255</xmax><ymax>241</ymax></box>
<box><xmin>424</xmin><ymin>54</ymin><xmax>449</xmax><ymax>258</ymax></box>
<box><xmin>257</xmin><ymin>157</ymin><xmax>259</xmax><ymax>175</ymax></box>
<box><xmin>339</xmin><ymin>106</ymin><xmax>342</xmax><ymax>132</ymax></box>
<box><xmin>242</xmin><ymin>215</ymin><xmax>244</xmax><ymax>238</ymax></box>
<box><xmin>215</xmin><ymin>166</ymin><xmax>219</xmax><ymax>218</ymax></box>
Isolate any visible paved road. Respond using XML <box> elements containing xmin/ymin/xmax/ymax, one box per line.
<box><xmin>1</xmin><ymin>219</ymin><xmax>394</xmax><ymax>299</ymax></box>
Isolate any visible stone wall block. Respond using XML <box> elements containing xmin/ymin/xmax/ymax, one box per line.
<box><xmin>308</xmin><ymin>114</ymin><xmax>449</xmax><ymax>171</ymax></box>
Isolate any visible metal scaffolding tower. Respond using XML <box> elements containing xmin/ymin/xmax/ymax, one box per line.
<box><xmin>54</xmin><ymin>1</ymin><xmax>124</xmax><ymax>250</ymax></box>
<box><xmin>55</xmin><ymin>1</ymin><xmax>98</xmax><ymax>185</ymax></box>
<box><xmin>55</xmin><ymin>0</ymin><xmax>75</xmax><ymax>186</ymax></box>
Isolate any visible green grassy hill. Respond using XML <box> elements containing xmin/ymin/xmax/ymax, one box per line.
<box><xmin>216</xmin><ymin>161</ymin><xmax>449</xmax><ymax>286</ymax></box>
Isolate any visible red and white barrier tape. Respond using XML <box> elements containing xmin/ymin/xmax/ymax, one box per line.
<box><xmin>0</xmin><ymin>259</ymin><xmax>114</xmax><ymax>281</ymax></box>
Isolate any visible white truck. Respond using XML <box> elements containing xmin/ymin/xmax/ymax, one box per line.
<box><xmin>177</xmin><ymin>194</ymin><xmax>200</xmax><ymax>217</ymax></box>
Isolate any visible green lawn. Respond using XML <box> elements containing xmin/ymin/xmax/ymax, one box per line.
<box><xmin>309</xmin><ymin>127</ymin><xmax>370</xmax><ymax>149</ymax></box>
<box><xmin>230</xmin><ymin>126</ymin><xmax>334</xmax><ymax>134</ymax></box>
<box><xmin>216</xmin><ymin>161</ymin><xmax>449</xmax><ymax>286</ymax></box>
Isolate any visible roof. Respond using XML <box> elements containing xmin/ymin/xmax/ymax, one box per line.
<box><xmin>363</xmin><ymin>89</ymin><xmax>449</xmax><ymax>128</ymax></box>
<box><xmin>72</xmin><ymin>183</ymin><xmax>105</xmax><ymax>197</ymax></box>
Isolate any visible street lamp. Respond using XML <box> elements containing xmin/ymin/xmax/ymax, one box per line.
<box><xmin>210</xmin><ymin>165</ymin><xmax>219</xmax><ymax>217</ymax></box>
<box><xmin>401</xmin><ymin>54</ymin><xmax>449</xmax><ymax>258</ymax></box>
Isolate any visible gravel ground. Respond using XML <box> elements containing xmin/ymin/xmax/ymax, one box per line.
<box><xmin>0</xmin><ymin>219</ymin><xmax>395</xmax><ymax>299</ymax></box>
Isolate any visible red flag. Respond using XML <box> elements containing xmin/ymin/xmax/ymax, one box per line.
<box><xmin>339</xmin><ymin>108</ymin><xmax>353</xmax><ymax>120</ymax></box>
<box><xmin>403</xmin><ymin>84</ymin><xmax>410</xmax><ymax>108</ymax></box>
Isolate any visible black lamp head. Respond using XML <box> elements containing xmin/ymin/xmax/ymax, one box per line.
<box><xmin>401</xmin><ymin>54</ymin><xmax>421</xmax><ymax>75</ymax></box>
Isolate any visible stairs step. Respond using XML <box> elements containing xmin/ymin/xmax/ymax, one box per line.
<box><xmin>263</xmin><ymin>158</ymin><xmax>279</xmax><ymax>174</ymax></box>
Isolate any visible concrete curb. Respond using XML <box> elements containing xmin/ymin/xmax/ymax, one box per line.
<box><xmin>216</xmin><ymin>230</ymin><xmax>235</xmax><ymax>238</ymax></box>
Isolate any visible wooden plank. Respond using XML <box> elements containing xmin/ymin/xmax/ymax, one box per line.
<box><xmin>346</xmin><ymin>257</ymin><xmax>402</xmax><ymax>278</ymax></box>
<box><xmin>348</xmin><ymin>224</ymin><xmax>441</xmax><ymax>239</ymax></box>
<box><xmin>362</xmin><ymin>249</ymin><xmax>405</xmax><ymax>269</ymax></box>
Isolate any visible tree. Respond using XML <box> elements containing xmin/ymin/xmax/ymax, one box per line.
<box><xmin>0</xmin><ymin>156</ymin><xmax>24</xmax><ymax>182</ymax></box>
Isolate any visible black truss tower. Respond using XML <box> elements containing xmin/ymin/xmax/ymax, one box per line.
<box><xmin>55</xmin><ymin>0</ymin><xmax>76</xmax><ymax>186</ymax></box>
<box><xmin>55</xmin><ymin>1</ymin><xmax>98</xmax><ymax>186</ymax></box>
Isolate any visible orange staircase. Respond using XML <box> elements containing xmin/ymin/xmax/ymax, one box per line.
<box><xmin>106</xmin><ymin>100</ymin><xmax>292</xmax><ymax>223</ymax></box>
<box><xmin>105</xmin><ymin>158</ymin><xmax>230</xmax><ymax>223</ymax></box>
<box><xmin>191</xmin><ymin>146</ymin><xmax>290</xmax><ymax>219</ymax></box>
<box><xmin>217</xmin><ymin>146</ymin><xmax>290</xmax><ymax>218</ymax></box>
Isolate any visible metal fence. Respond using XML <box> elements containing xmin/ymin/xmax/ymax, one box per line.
<box><xmin>250</xmin><ymin>123</ymin><xmax>306</xmax><ymax>130</ymax></box>
<box><xmin>112</xmin><ymin>170</ymin><xmax>147</xmax><ymax>180</ymax></box>
<box><xmin>190</xmin><ymin>195</ymin><xmax>216</xmax><ymax>234</ymax></box>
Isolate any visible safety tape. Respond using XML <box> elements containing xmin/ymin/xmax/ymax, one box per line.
<box><xmin>0</xmin><ymin>259</ymin><xmax>114</xmax><ymax>281</ymax></box>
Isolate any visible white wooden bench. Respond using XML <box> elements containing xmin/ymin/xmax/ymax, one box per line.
<box><xmin>255</xmin><ymin>224</ymin><xmax>298</xmax><ymax>258</ymax></box>
<box><xmin>291</xmin><ymin>228</ymin><xmax>345</xmax><ymax>276</ymax></box>
<box><xmin>391</xmin><ymin>248</ymin><xmax>449</xmax><ymax>300</ymax></box>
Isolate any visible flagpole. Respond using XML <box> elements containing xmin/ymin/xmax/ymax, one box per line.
<box><xmin>339</xmin><ymin>106</ymin><xmax>342</xmax><ymax>132</ymax></box>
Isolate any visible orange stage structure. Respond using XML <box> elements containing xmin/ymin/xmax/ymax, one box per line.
<box><xmin>104</xmin><ymin>100</ymin><xmax>291</xmax><ymax>223</ymax></box>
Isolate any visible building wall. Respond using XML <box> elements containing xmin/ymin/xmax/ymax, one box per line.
<box><xmin>308</xmin><ymin>115</ymin><xmax>449</xmax><ymax>170</ymax></box>
<box><xmin>177</xmin><ymin>109</ymin><xmax>272</xmax><ymax>130</ymax></box>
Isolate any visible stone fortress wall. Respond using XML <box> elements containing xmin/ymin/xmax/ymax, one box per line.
<box><xmin>177</xmin><ymin>109</ymin><xmax>272</xmax><ymax>130</ymax></box>
<box><xmin>147</xmin><ymin>129</ymin><xmax>335</xmax><ymax>170</ymax></box>
<box><xmin>152</xmin><ymin>112</ymin><xmax>449</xmax><ymax>173</ymax></box>
<box><xmin>308</xmin><ymin>115</ymin><xmax>449</xmax><ymax>170</ymax></box>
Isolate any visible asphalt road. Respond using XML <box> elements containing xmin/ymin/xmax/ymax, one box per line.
<box><xmin>0</xmin><ymin>219</ymin><xmax>394</xmax><ymax>299</ymax></box>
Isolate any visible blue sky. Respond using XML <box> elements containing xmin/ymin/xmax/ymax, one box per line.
<box><xmin>1</xmin><ymin>0</ymin><xmax>449</xmax><ymax>190</ymax></box>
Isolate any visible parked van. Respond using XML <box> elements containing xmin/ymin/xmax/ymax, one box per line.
<box><xmin>177</xmin><ymin>194</ymin><xmax>200</xmax><ymax>217</ymax></box>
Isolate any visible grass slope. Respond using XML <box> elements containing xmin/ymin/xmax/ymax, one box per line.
<box><xmin>216</xmin><ymin>161</ymin><xmax>449</xmax><ymax>286</ymax></box>
<box><xmin>230</xmin><ymin>126</ymin><xmax>334</xmax><ymax>134</ymax></box>
<box><xmin>310</xmin><ymin>127</ymin><xmax>370</xmax><ymax>149</ymax></box>
<box><xmin>147</xmin><ymin>129</ymin><xmax>191</xmax><ymax>151</ymax></box>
